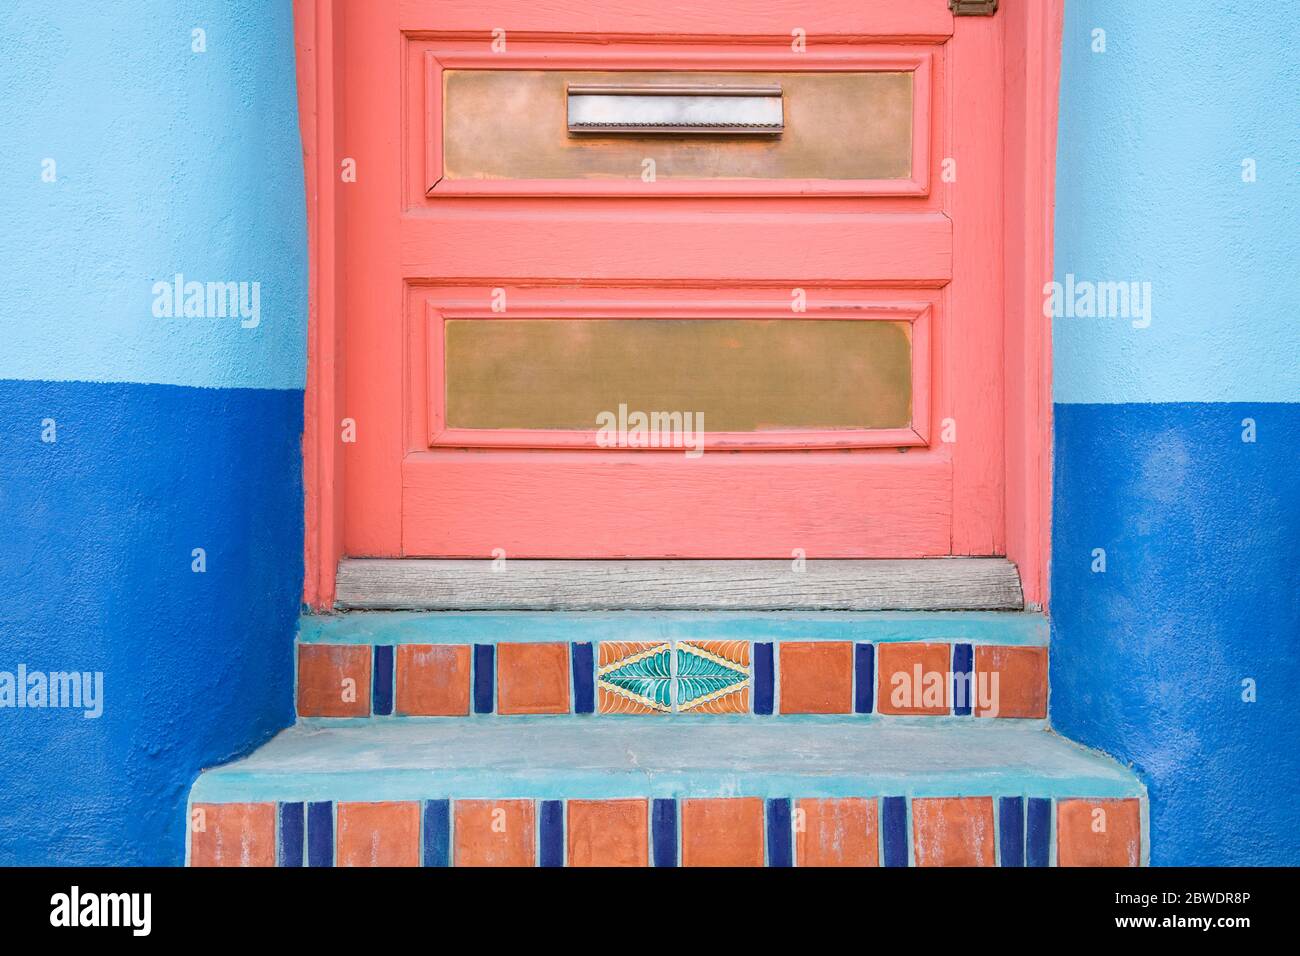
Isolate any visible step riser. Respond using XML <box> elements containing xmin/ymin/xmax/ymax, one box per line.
<box><xmin>189</xmin><ymin>795</ymin><xmax>1146</xmax><ymax>867</ymax></box>
<box><xmin>298</xmin><ymin>637</ymin><xmax>1047</xmax><ymax>720</ymax></box>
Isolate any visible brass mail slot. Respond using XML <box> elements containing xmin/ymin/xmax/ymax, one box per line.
<box><xmin>567</xmin><ymin>83</ymin><xmax>784</xmax><ymax>135</ymax></box>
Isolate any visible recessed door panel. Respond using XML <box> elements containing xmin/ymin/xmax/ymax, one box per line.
<box><xmin>443</xmin><ymin>316</ymin><xmax>914</xmax><ymax>431</ymax></box>
<box><xmin>441</xmin><ymin>70</ymin><xmax>914</xmax><ymax>182</ymax></box>
<box><xmin>418</xmin><ymin>45</ymin><xmax>934</xmax><ymax>197</ymax></box>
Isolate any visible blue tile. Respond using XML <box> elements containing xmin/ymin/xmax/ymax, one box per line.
<box><xmin>952</xmin><ymin>643</ymin><xmax>974</xmax><ymax>716</ymax></box>
<box><xmin>571</xmin><ymin>643</ymin><xmax>595</xmax><ymax>714</ymax></box>
<box><xmin>540</xmin><ymin>800</ymin><xmax>564</xmax><ymax>867</ymax></box>
<box><xmin>652</xmin><ymin>799</ymin><xmax>677</xmax><ymax>867</ymax></box>
<box><xmin>306</xmin><ymin>801</ymin><xmax>333</xmax><ymax>867</ymax></box>
<box><xmin>999</xmin><ymin>796</ymin><xmax>1025</xmax><ymax>867</ymax></box>
<box><xmin>372</xmin><ymin>645</ymin><xmax>394</xmax><ymax>716</ymax></box>
<box><xmin>1027</xmin><ymin>797</ymin><xmax>1051</xmax><ymax>867</ymax></box>
<box><xmin>278</xmin><ymin>802</ymin><xmax>304</xmax><ymax>867</ymax></box>
<box><xmin>882</xmin><ymin>796</ymin><xmax>909</xmax><ymax>867</ymax></box>
<box><xmin>753</xmin><ymin>643</ymin><xmax>774</xmax><ymax>715</ymax></box>
<box><xmin>473</xmin><ymin>644</ymin><xmax>494</xmax><ymax>714</ymax></box>
<box><xmin>766</xmin><ymin>799</ymin><xmax>793</xmax><ymax>867</ymax></box>
<box><xmin>423</xmin><ymin>800</ymin><xmax>450</xmax><ymax>867</ymax></box>
<box><xmin>854</xmin><ymin>643</ymin><xmax>875</xmax><ymax>714</ymax></box>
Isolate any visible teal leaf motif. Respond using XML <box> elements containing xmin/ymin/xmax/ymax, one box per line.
<box><xmin>675</xmin><ymin>647</ymin><xmax>747</xmax><ymax>705</ymax></box>
<box><xmin>602</xmin><ymin>675</ymin><xmax>673</xmax><ymax>709</ymax></box>
<box><xmin>677</xmin><ymin>674</ymin><xmax>746</xmax><ymax>705</ymax></box>
<box><xmin>601</xmin><ymin>647</ymin><xmax>672</xmax><ymax>709</ymax></box>
<box><xmin>605</xmin><ymin>647</ymin><xmax>672</xmax><ymax>680</ymax></box>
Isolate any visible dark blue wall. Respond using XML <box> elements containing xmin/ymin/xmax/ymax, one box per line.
<box><xmin>0</xmin><ymin>381</ymin><xmax>301</xmax><ymax>864</ymax></box>
<box><xmin>1051</xmin><ymin>402</ymin><xmax>1300</xmax><ymax>865</ymax></box>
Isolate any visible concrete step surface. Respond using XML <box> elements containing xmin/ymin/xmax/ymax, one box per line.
<box><xmin>188</xmin><ymin>718</ymin><xmax>1145</xmax><ymax>867</ymax></box>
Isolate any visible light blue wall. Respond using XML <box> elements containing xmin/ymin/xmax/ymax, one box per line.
<box><xmin>0</xmin><ymin>0</ymin><xmax>306</xmax><ymax>389</ymax></box>
<box><xmin>1053</xmin><ymin>0</ymin><xmax>1300</xmax><ymax>404</ymax></box>
<box><xmin>1051</xmin><ymin>0</ymin><xmax>1300</xmax><ymax>865</ymax></box>
<box><xmin>0</xmin><ymin>0</ymin><xmax>304</xmax><ymax>864</ymax></box>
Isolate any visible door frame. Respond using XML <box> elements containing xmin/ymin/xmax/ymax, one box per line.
<box><xmin>293</xmin><ymin>0</ymin><xmax>1063</xmax><ymax>610</ymax></box>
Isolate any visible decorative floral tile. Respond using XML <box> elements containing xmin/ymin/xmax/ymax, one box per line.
<box><xmin>675</xmin><ymin>641</ymin><xmax>750</xmax><ymax>713</ymax></box>
<box><xmin>597</xmin><ymin>642</ymin><xmax>672</xmax><ymax>714</ymax></box>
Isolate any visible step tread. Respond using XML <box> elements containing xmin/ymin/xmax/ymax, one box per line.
<box><xmin>300</xmin><ymin>609</ymin><xmax>1048</xmax><ymax>645</ymax></box>
<box><xmin>335</xmin><ymin>558</ymin><xmax>1025</xmax><ymax>612</ymax></box>
<box><xmin>191</xmin><ymin>719</ymin><xmax>1141</xmax><ymax>803</ymax></box>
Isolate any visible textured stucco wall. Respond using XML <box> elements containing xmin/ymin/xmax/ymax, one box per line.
<box><xmin>1</xmin><ymin>0</ymin><xmax>1296</xmax><ymax>868</ymax></box>
<box><xmin>1050</xmin><ymin>0</ymin><xmax>1300</xmax><ymax>864</ymax></box>
<box><xmin>0</xmin><ymin>0</ymin><xmax>304</xmax><ymax>864</ymax></box>
<box><xmin>0</xmin><ymin>0</ymin><xmax>306</xmax><ymax>388</ymax></box>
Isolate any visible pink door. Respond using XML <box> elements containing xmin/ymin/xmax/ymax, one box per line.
<box><xmin>340</xmin><ymin>0</ymin><xmax>1005</xmax><ymax>559</ymax></box>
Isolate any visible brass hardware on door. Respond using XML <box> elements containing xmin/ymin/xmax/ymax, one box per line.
<box><xmin>566</xmin><ymin>83</ymin><xmax>784</xmax><ymax>135</ymax></box>
<box><xmin>440</xmin><ymin>70</ymin><xmax>917</xmax><ymax>183</ymax></box>
<box><xmin>949</xmin><ymin>0</ymin><xmax>998</xmax><ymax>14</ymax></box>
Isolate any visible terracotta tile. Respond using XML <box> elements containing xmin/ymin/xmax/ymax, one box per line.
<box><xmin>681</xmin><ymin>798</ymin><xmax>764</xmax><ymax>867</ymax></box>
<box><xmin>336</xmin><ymin>802</ymin><xmax>421</xmax><ymax>867</ymax></box>
<box><xmin>676</xmin><ymin>640</ymin><xmax>750</xmax><ymax>713</ymax></box>
<box><xmin>454</xmin><ymin>800</ymin><xmax>536</xmax><ymax>866</ymax></box>
<box><xmin>189</xmin><ymin>803</ymin><xmax>276</xmax><ymax>867</ymax></box>
<box><xmin>876</xmin><ymin>642</ymin><xmax>951</xmax><ymax>715</ymax></box>
<box><xmin>567</xmin><ymin>799</ymin><xmax>649</xmax><ymax>867</ymax></box>
<box><xmin>912</xmin><ymin>797</ymin><xmax>996</xmax><ymax>866</ymax></box>
<box><xmin>297</xmin><ymin>644</ymin><xmax>371</xmax><ymax>717</ymax></box>
<box><xmin>779</xmin><ymin>642</ymin><xmax>853</xmax><ymax>714</ymax></box>
<box><xmin>395</xmin><ymin>644</ymin><xmax>471</xmax><ymax>716</ymax></box>
<box><xmin>1058</xmin><ymin>799</ymin><xmax>1141</xmax><ymax>867</ymax></box>
<box><xmin>795</xmin><ymin>798</ymin><xmax>878</xmax><ymax>867</ymax></box>
<box><xmin>497</xmin><ymin>642</ymin><xmax>570</xmax><ymax>715</ymax></box>
<box><xmin>597</xmin><ymin>641</ymin><xmax>671</xmax><ymax>714</ymax></box>
<box><xmin>975</xmin><ymin>645</ymin><xmax>1048</xmax><ymax>718</ymax></box>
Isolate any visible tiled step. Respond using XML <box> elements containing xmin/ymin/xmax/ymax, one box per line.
<box><xmin>334</xmin><ymin>558</ymin><xmax>1025</xmax><ymax>611</ymax></box>
<box><xmin>187</xmin><ymin>719</ymin><xmax>1146</xmax><ymax>867</ymax></box>
<box><xmin>296</xmin><ymin>611</ymin><xmax>1049</xmax><ymax>720</ymax></box>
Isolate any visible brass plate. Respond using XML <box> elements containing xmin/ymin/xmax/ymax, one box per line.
<box><xmin>443</xmin><ymin>70</ymin><xmax>912</xmax><ymax>181</ymax></box>
<box><xmin>444</xmin><ymin>318</ymin><xmax>913</xmax><ymax>431</ymax></box>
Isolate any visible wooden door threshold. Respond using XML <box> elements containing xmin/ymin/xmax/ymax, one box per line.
<box><xmin>334</xmin><ymin>558</ymin><xmax>1023</xmax><ymax>612</ymax></box>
